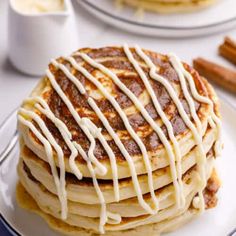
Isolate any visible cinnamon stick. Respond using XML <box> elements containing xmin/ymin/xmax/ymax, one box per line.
<box><xmin>219</xmin><ymin>37</ymin><xmax>236</xmax><ymax>65</ymax></box>
<box><xmin>193</xmin><ymin>57</ymin><xmax>236</xmax><ymax>93</ymax></box>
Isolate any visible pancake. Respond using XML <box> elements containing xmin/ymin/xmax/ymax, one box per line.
<box><xmin>16</xmin><ymin>45</ymin><xmax>222</xmax><ymax>235</ymax></box>
<box><xmin>16</xmin><ymin>168</ymin><xmax>220</xmax><ymax>235</ymax></box>
<box><xmin>17</xmin><ymin>159</ymin><xmax>200</xmax><ymax>218</ymax></box>
<box><xmin>18</xmin><ymin>152</ymin><xmax>215</xmax><ymax>220</ymax></box>
<box><xmin>120</xmin><ymin>0</ymin><xmax>218</xmax><ymax>13</ymax></box>
<box><xmin>19</xmin><ymin>132</ymin><xmax>216</xmax><ymax>204</ymax></box>
<box><xmin>18</xmin><ymin>47</ymin><xmax>217</xmax><ymax>180</ymax></box>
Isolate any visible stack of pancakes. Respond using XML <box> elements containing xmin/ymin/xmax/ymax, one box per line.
<box><xmin>16</xmin><ymin>46</ymin><xmax>221</xmax><ymax>236</ymax></box>
<box><xmin>120</xmin><ymin>0</ymin><xmax>218</xmax><ymax>13</ymax></box>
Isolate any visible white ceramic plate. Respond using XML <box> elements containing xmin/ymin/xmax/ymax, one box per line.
<box><xmin>0</xmin><ymin>101</ymin><xmax>236</xmax><ymax>236</ymax></box>
<box><xmin>78</xmin><ymin>0</ymin><xmax>236</xmax><ymax>38</ymax></box>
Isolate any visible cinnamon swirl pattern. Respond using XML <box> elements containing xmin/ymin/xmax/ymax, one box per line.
<box><xmin>16</xmin><ymin>45</ymin><xmax>222</xmax><ymax>235</ymax></box>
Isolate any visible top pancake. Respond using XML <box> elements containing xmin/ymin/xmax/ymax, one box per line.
<box><xmin>18</xmin><ymin>46</ymin><xmax>219</xmax><ymax>179</ymax></box>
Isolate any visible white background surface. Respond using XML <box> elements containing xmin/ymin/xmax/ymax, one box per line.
<box><xmin>0</xmin><ymin>0</ymin><xmax>236</xmax><ymax>125</ymax></box>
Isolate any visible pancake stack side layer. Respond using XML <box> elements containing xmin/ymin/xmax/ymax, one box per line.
<box><xmin>119</xmin><ymin>0</ymin><xmax>218</xmax><ymax>13</ymax></box>
<box><xmin>16</xmin><ymin>45</ymin><xmax>222</xmax><ymax>235</ymax></box>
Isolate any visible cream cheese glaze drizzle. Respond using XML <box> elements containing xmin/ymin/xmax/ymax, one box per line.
<box><xmin>64</xmin><ymin>55</ymin><xmax>159</xmax><ymax>214</ymax></box>
<box><xmin>50</xmin><ymin>59</ymin><xmax>120</xmax><ymax>203</ymax></box>
<box><xmin>19</xmin><ymin>108</ymin><xmax>68</xmax><ymax>219</ymax></box>
<box><xmin>46</xmin><ymin>66</ymin><xmax>107</xmax><ymax>178</ymax></box>
<box><xmin>123</xmin><ymin>44</ymin><xmax>185</xmax><ymax>208</ymax></box>
<box><xmin>167</xmin><ymin>54</ymin><xmax>222</xmax><ymax>157</ymax></box>
<box><xmin>22</xmin><ymin>90</ymin><xmax>121</xmax><ymax>232</ymax></box>
<box><xmin>18</xmin><ymin>44</ymin><xmax>222</xmax><ymax>233</ymax></box>
<box><xmin>134</xmin><ymin>45</ymin><xmax>220</xmax><ymax>211</ymax></box>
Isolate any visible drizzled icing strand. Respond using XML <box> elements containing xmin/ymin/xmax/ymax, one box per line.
<box><xmin>18</xmin><ymin>108</ymin><xmax>68</xmax><ymax>219</ymax></box>
<box><xmin>167</xmin><ymin>54</ymin><xmax>222</xmax><ymax>157</ymax></box>
<box><xmin>47</xmin><ymin>65</ymin><xmax>107</xmax><ymax>177</ymax></box>
<box><xmin>23</xmin><ymin>96</ymin><xmax>121</xmax><ymax>232</ymax></box>
<box><xmin>51</xmin><ymin>59</ymin><xmax>119</xmax><ymax>202</ymax></box>
<box><xmin>77</xmin><ymin>51</ymin><xmax>167</xmax><ymax>211</ymax></box>
<box><xmin>64</xmin><ymin>55</ymin><xmax>158</xmax><ymax>214</ymax></box>
<box><xmin>168</xmin><ymin>54</ymin><xmax>207</xmax><ymax>211</ymax></box>
<box><xmin>134</xmin><ymin>46</ymin><xmax>216</xmax><ymax>211</ymax></box>
<box><xmin>18</xmin><ymin>45</ymin><xmax>222</xmax><ymax>233</ymax></box>
<box><xmin>168</xmin><ymin>53</ymin><xmax>222</xmax><ymax>210</ymax></box>
<box><xmin>169</xmin><ymin>54</ymin><xmax>203</xmax><ymax>136</ymax></box>
<box><xmin>73</xmin><ymin>142</ymin><xmax>121</xmax><ymax>234</ymax></box>
<box><xmin>46</xmin><ymin>68</ymin><xmax>121</xmax><ymax>231</ymax></box>
<box><xmin>18</xmin><ymin>114</ymin><xmax>68</xmax><ymax>218</ymax></box>
<box><xmin>80</xmin><ymin>117</ymin><xmax>120</xmax><ymax>202</ymax></box>
<box><xmin>124</xmin><ymin>44</ymin><xmax>185</xmax><ymax>208</ymax></box>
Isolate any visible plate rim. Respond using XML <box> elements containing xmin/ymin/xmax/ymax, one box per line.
<box><xmin>80</xmin><ymin>0</ymin><xmax>236</xmax><ymax>31</ymax></box>
<box><xmin>0</xmin><ymin>214</ymin><xmax>20</xmax><ymax>236</ymax></box>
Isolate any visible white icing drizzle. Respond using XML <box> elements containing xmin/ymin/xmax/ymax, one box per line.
<box><xmin>18</xmin><ymin>114</ymin><xmax>68</xmax><ymax>219</ymax></box>
<box><xmin>23</xmin><ymin>96</ymin><xmax>79</xmax><ymax>220</ymax></box>
<box><xmin>208</xmin><ymin>117</ymin><xmax>216</xmax><ymax>129</ymax></box>
<box><xmin>167</xmin><ymin>54</ymin><xmax>222</xmax><ymax>157</ymax></box>
<box><xmin>106</xmin><ymin>212</ymin><xmax>122</xmax><ymax>225</ymax></box>
<box><xmin>46</xmin><ymin>66</ymin><xmax>107</xmax><ymax>177</ymax></box>
<box><xmin>46</xmin><ymin>68</ymin><xmax>123</xmax><ymax>232</ymax></box>
<box><xmin>80</xmin><ymin>117</ymin><xmax>119</xmax><ymax>202</ymax></box>
<box><xmin>192</xmin><ymin>196</ymin><xmax>201</xmax><ymax>209</ymax></box>
<box><xmin>168</xmin><ymin>53</ymin><xmax>222</xmax><ymax>210</ymax></box>
<box><xmin>50</xmin><ymin>59</ymin><xmax>119</xmax><ymax>202</ymax></box>
<box><xmin>65</xmin><ymin>55</ymin><xmax>159</xmax><ymax>214</ymax></box>
<box><xmin>168</xmin><ymin>53</ymin><xmax>203</xmax><ymax>136</ymax></box>
<box><xmin>123</xmin><ymin>44</ymin><xmax>185</xmax><ymax>208</ymax></box>
<box><xmin>73</xmin><ymin>142</ymin><xmax>121</xmax><ymax>233</ymax></box>
<box><xmin>24</xmin><ymin>96</ymin><xmax>121</xmax><ymax>232</ymax></box>
<box><xmin>18</xmin><ymin>45</ymin><xmax>222</xmax><ymax>233</ymax></box>
<box><xmin>79</xmin><ymin>50</ymin><xmax>182</xmax><ymax>209</ymax></box>
<box><xmin>134</xmin><ymin>46</ymin><xmax>212</xmax><ymax>212</ymax></box>
<box><xmin>79</xmin><ymin>51</ymin><xmax>175</xmax><ymax>210</ymax></box>
<box><xmin>25</xmin><ymin>97</ymin><xmax>82</xmax><ymax>180</ymax></box>
<box><xmin>51</xmin><ymin>60</ymin><xmax>86</xmax><ymax>95</ymax></box>
<box><xmin>168</xmin><ymin>54</ymin><xmax>207</xmax><ymax>211</ymax></box>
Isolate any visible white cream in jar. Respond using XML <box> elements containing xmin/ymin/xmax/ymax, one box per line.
<box><xmin>12</xmin><ymin>0</ymin><xmax>65</xmax><ymax>14</ymax></box>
